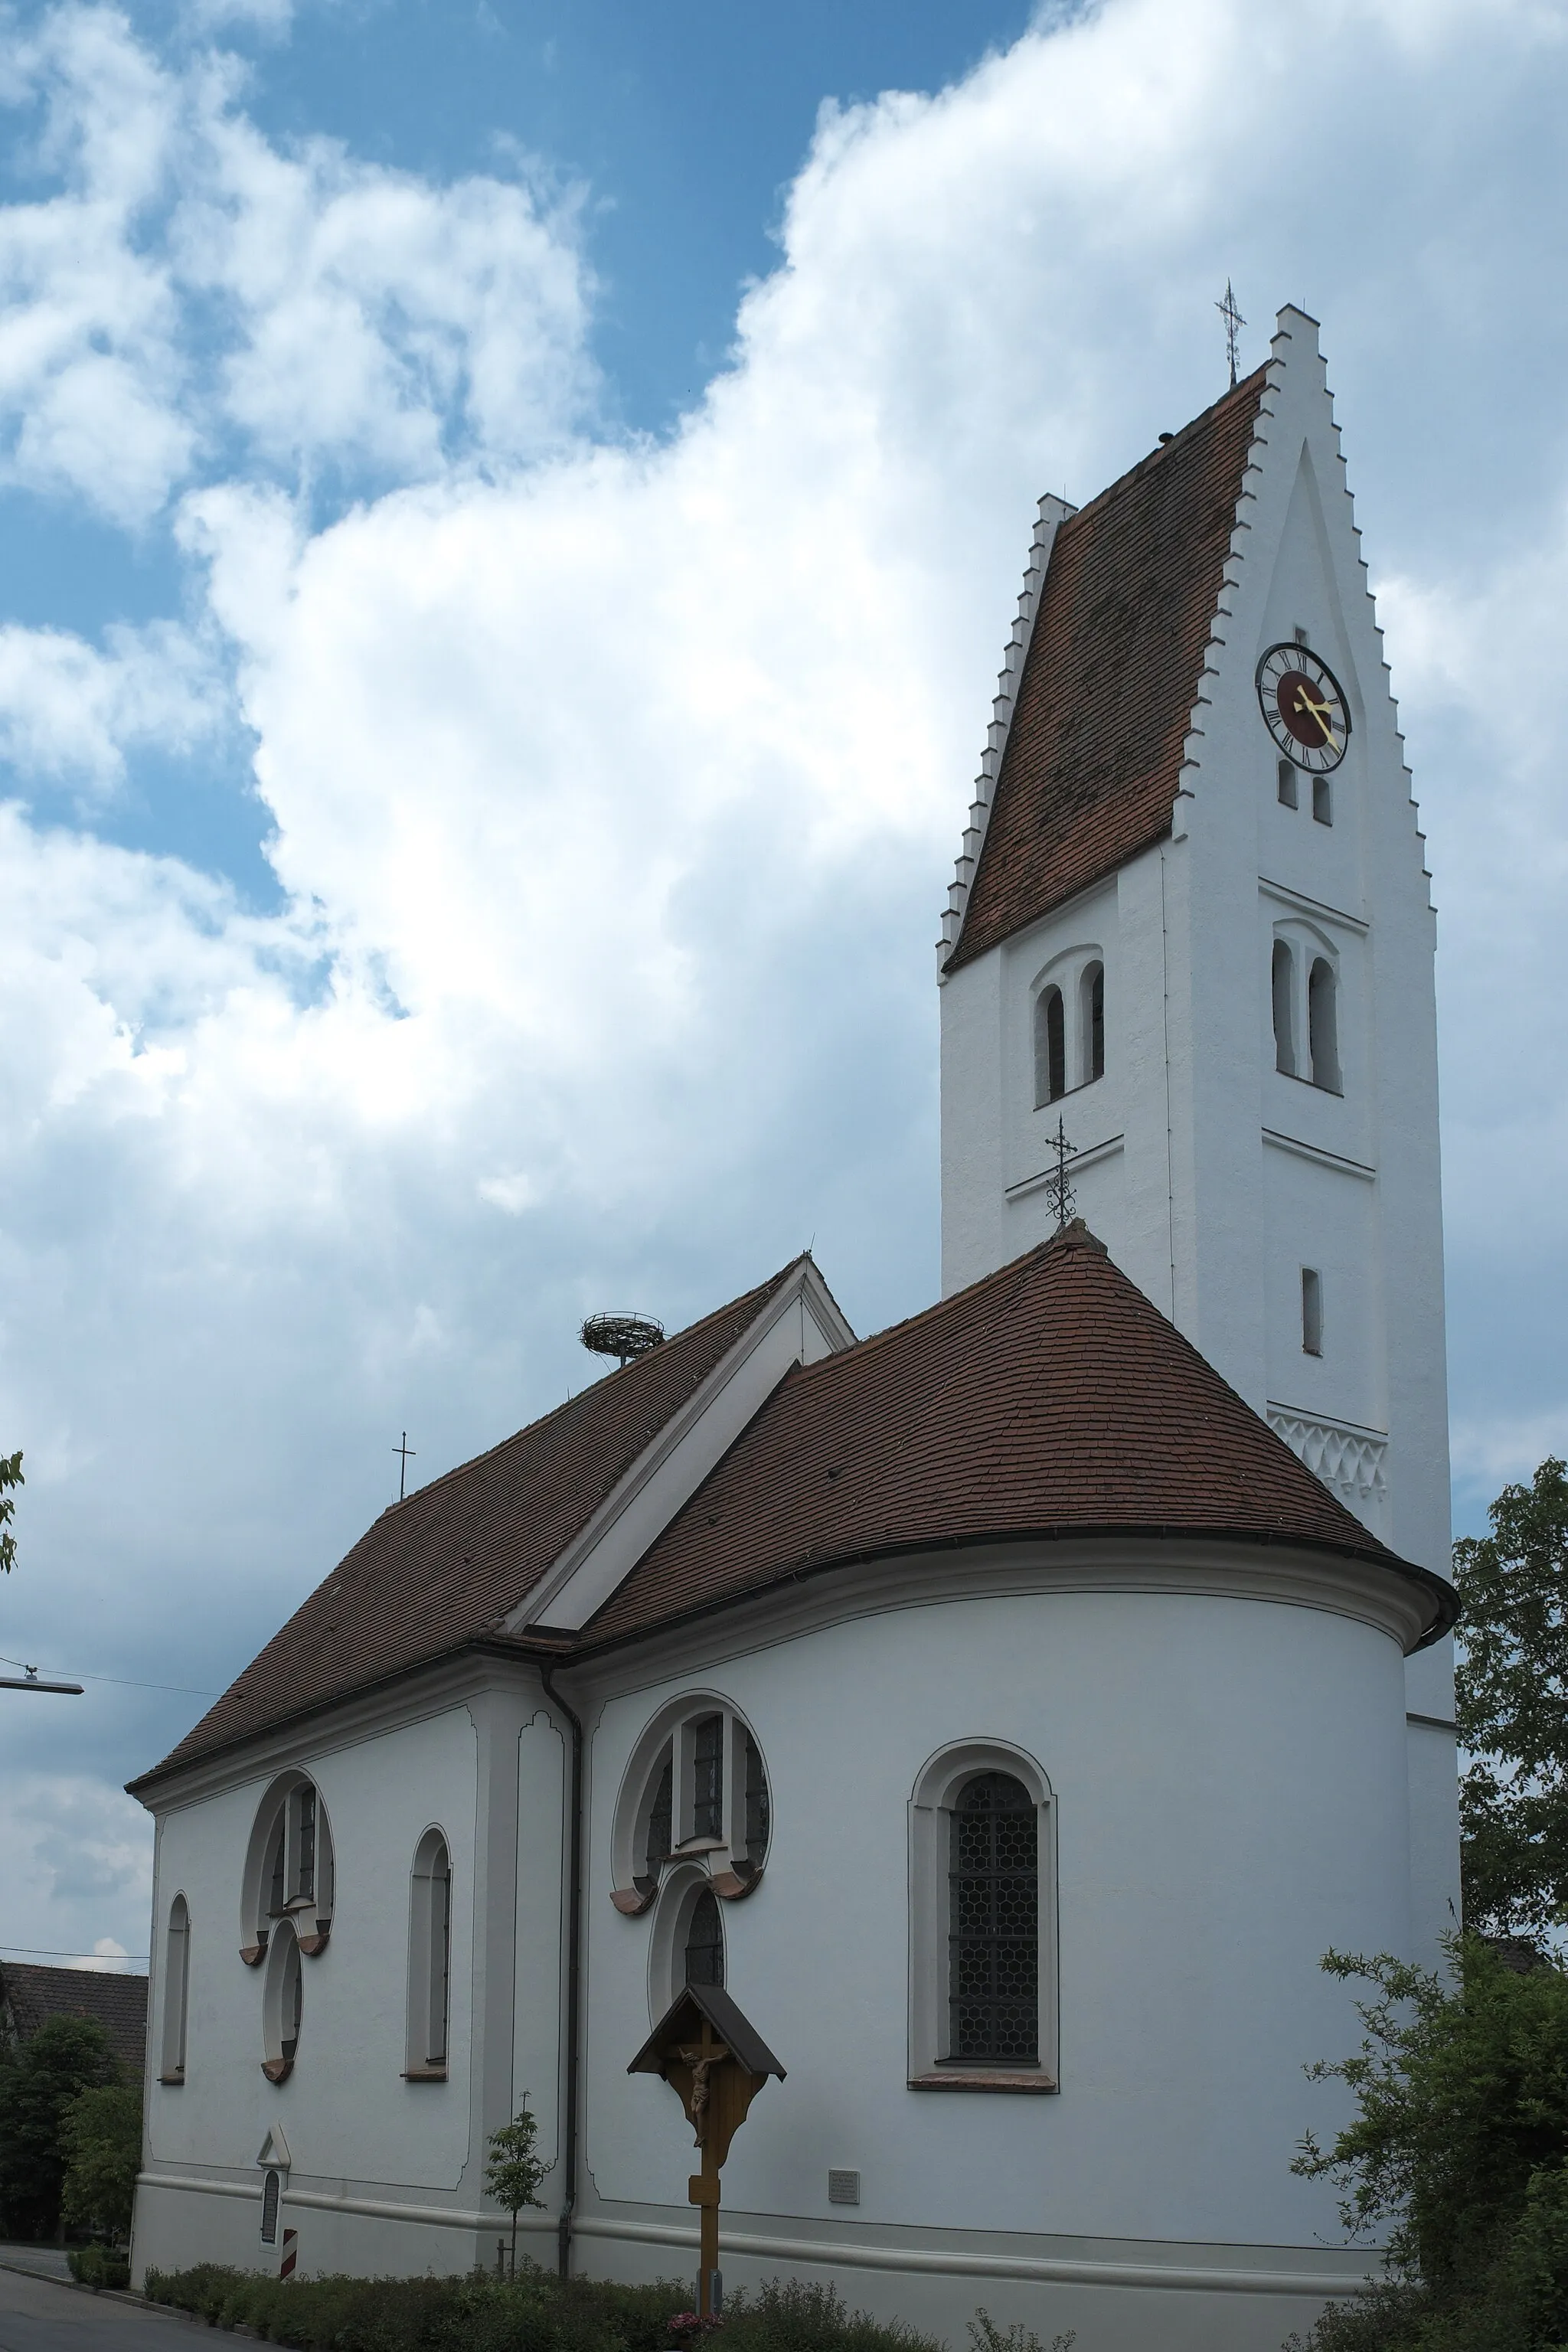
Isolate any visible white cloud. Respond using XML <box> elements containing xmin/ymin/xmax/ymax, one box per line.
<box><xmin>0</xmin><ymin>618</ymin><xmax>221</xmax><ymax>789</ymax></box>
<box><xmin>2</xmin><ymin>0</ymin><xmax>1568</xmax><ymax>1965</ymax></box>
<box><xmin>0</xmin><ymin>5</ymin><xmax>596</xmax><ymax>522</ymax></box>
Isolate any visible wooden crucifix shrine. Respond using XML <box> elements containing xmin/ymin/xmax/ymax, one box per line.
<box><xmin>629</xmin><ymin>1982</ymin><xmax>786</xmax><ymax>2320</ymax></box>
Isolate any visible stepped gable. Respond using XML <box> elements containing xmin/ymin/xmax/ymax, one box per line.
<box><xmin>136</xmin><ymin>1263</ymin><xmax>804</xmax><ymax>1782</ymax></box>
<box><xmin>947</xmin><ymin>365</ymin><xmax>1268</xmax><ymax>971</ymax></box>
<box><xmin>583</xmin><ymin>1224</ymin><xmax>1454</xmax><ymax>1648</ymax></box>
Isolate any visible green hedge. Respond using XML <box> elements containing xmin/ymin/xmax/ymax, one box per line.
<box><xmin>66</xmin><ymin>2243</ymin><xmax>130</xmax><ymax>2290</ymax></box>
<box><xmin>139</xmin><ymin>2266</ymin><xmax>972</xmax><ymax>2352</ymax></box>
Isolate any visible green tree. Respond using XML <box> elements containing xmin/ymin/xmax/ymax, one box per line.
<box><xmin>1454</xmin><ymin>1455</ymin><xmax>1568</xmax><ymax>1936</ymax></box>
<box><xmin>484</xmin><ymin>2095</ymin><xmax>548</xmax><ymax>2278</ymax></box>
<box><xmin>60</xmin><ymin>2080</ymin><xmax>142</xmax><ymax>2243</ymax></box>
<box><xmin>0</xmin><ymin>1449</ymin><xmax>21</xmax><ymax>1575</ymax></box>
<box><xmin>1290</xmin><ymin>1939</ymin><xmax>1568</xmax><ymax>2350</ymax></box>
<box><xmin>0</xmin><ymin>2015</ymin><xmax>119</xmax><ymax>2240</ymax></box>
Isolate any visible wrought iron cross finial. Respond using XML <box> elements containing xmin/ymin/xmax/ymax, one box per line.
<box><xmin>1217</xmin><ymin>279</ymin><xmax>1246</xmax><ymax>389</ymax></box>
<box><xmin>1044</xmin><ymin>1117</ymin><xmax>1076</xmax><ymax>1232</ymax></box>
<box><xmin>393</xmin><ymin>1430</ymin><xmax>416</xmax><ymax>1502</ymax></box>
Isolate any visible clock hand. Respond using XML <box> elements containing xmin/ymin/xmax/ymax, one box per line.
<box><xmin>1295</xmin><ymin>688</ymin><xmax>1338</xmax><ymax>746</ymax></box>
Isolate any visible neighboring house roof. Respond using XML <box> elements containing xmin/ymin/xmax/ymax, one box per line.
<box><xmin>585</xmin><ymin>1223</ymin><xmax>1451</xmax><ymax>1648</ymax></box>
<box><xmin>0</xmin><ymin>1962</ymin><xmax>147</xmax><ymax>2076</ymax></box>
<box><xmin>136</xmin><ymin>1262</ymin><xmax>811</xmax><ymax>1785</ymax></box>
<box><xmin>132</xmin><ymin>1228</ymin><xmax>1454</xmax><ymax>1798</ymax></box>
<box><xmin>946</xmin><ymin>365</ymin><xmax>1268</xmax><ymax>972</ymax></box>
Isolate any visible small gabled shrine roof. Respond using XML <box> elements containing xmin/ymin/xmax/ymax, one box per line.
<box><xmin>583</xmin><ymin>1224</ymin><xmax>1454</xmax><ymax>1648</ymax></box>
<box><xmin>628</xmin><ymin>1983</ymin><xmax>786</xmax><ymax>2082</ymax></box>
<box><xmin>947</xmin><ymin>364</ymin><xmax>1268</xmax><ymax>969</ymax></box>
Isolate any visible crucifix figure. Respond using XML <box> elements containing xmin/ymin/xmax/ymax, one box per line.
<box><xmin>393</xmin><ymin>1431</ymin><xmax>416</xmax><ymax>1502</ymax></box>
<box><xmin>677</xmin><ymin>2037</ymin><xmax>730</xmax><ymax>2147</ymax></box>
<box><xmin>1217</xmin><ymin>279</ymin><xmax>1246</xmax><ymax>389</ymax></box>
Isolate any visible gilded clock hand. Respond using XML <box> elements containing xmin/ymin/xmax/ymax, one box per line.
<box><xmin>1295</xmin><ymin>688</ymin><xmax>1338</xmax><ymax>747</ymax></box>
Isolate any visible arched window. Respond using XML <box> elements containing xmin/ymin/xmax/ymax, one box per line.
<box><xmin>262</xmin><ymin>1920</ymin><xmax>302</xmax><ymax>2083</ymax></box>
<box><xmin>1308</xmin><ymin>958</ymin><xmax>1341</xmax><ymax>1092</ymax></box>
<box><xmin>949</xmin><ymin>1773</ymin><xmax>1037</xmax><ymax>2064</ymax></box>
<box><xmin>159</xmin><ymin>1895</ymin><xmax>190</xmax><ymax>2085</ymax></box>
<box><xmin>241</xmin><ymin>1774</ymin><xmax>334</xmax><ymax>1964</ymax></box>
<box><xmin>260</xmin><ymin>2167</ymin><xmax>281</xmax><ymax>2246</ymax></box>
<box><xmin>1277</xmin><ymin>756</ymin><xmax>1298</xmax><ymax>809</ymax></box>
<box><xmin>909</xmin><ymin>1743</ymin><xmax>1055</xmax><ymax>2088</ymax></box>
<box><xmin>1272</xmin><ymin>939</ymin><xmax>1296</xmax><ymax>1076</ymax></box>
<box><xmin>1034</xmin><ymin>987</ymin><xmax>1067</xmax><ymax>1106</ymax></box>
<box><xmin>684</xmin><ymin>1886</ymin><xmax>724</xmax><ymax>1988</ymax></box>
<box><xmin>407</xmin><ymin>1831</ymin><xmax>452</xmax><ymax>2079</ymax></box>
<box><xmin>611</xmin><ymin>1697</ymin><xmax>770</xmax><ymax>1913</ymax></box>
<box><xmin>1080</xmin><ymin>962</ymin><xmax>1105</xmax><ymax>1084</ymax></box>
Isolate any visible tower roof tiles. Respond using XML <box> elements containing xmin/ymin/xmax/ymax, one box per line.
<box><xmin>947</xmin><ymin>364</ymin><xmax>1268</xmax><ymax>969</ymax></box>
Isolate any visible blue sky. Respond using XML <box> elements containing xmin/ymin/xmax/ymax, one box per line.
<box><xmin>2</xmin><ymin>0</ymin><xmax>1567</xmax><ymax>1966</ymax></box>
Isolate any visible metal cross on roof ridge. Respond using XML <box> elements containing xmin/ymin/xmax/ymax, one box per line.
<box><xmin>1217</xmin><ymin>279</ymin><xmax>1246</xmax><ymax>389</ymax></box>
<box><xmin>1044</xmin><ymin>1116</ymin><xmax>1076</xmax><ymax>1232</ymax></box>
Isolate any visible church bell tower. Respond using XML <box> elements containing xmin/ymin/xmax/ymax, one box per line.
<box><xmin>939</xmin><ymin>305</ymin><xmax>1458</xmax><ymax>1952</ymax></box>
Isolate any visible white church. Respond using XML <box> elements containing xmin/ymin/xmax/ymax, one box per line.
<box><xmin>128</xmin><ymin>306</ymin><xmax>1459</xmax><ymax>2352</ymax></box>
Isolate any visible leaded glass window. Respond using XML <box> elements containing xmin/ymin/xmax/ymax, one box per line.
<box><xmin>692</xmin><ymin>1714</ymin><xmax>724</xmax><ymax>1841</ymax></box>
<box><xmin>296</xmin><ymin>1785</ymin><xmax>316</xmax><ymax>1904</ymax></box>
<box><xmin>743</xmin><ymin>1732</ymin><xmax>769</xmax><ymax>1867</ymax></box>
<box><xmin>266</xmin><ymin>1818</ymin><xmax>286</xmax><ymax>1918</ymax></box>
<box><xmin>645</xmin><ymin>1754</ymin><xmax>674</xmax><ymax>1880</ymax></box>
<box><xmin>684</xmin><ymin>1887</ymin><xmax>724</xmax><ymax>1987</ymax></box>
<box><xmin>949</xmin><ymin>1772</ymin><xmax>1037</xmax><ymax>2063</ymax></box>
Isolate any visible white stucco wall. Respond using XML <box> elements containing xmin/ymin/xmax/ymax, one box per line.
<box><xmin>572</xmin><ymin>1557</ymin><xmax>1415</xmax><ymax>2347</ymax></box>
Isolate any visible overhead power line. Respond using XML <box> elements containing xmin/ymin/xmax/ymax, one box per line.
<box><xmin>0</xmin><ymin>1652</ymin><xmax>217</xmax><ymax>1699</ymax></box>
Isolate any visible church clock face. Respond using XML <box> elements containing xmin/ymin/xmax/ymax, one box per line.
<box><xmin>1256</xmin><ymin>644</ymin><xmax>1351</xmax><ymax>773</ymax></box>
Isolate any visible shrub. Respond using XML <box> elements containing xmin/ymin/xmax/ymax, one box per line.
<box><xmin>138</xmin><ymin>2264</ymin><xmax>964</xmax><ymax>2350</ymax></box>
<box><xmin>67</xmin><ymin>2243</ymin><xmax>130</xmax><ymax>2290</ymax></box>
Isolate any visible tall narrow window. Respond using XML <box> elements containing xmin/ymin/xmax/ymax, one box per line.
<box><xmin>684</xmin><ymin>1887</ymin><xmax>724</xmax><ymax>1988</ymax></box>
<box><xmin>1081</xmin><ymin>962</ymin><xmax>1105</xmax><ymax>1083</ymax></box>
<box><xmin>267</xmin><ymin>1815</ymin><xmax>286</xmax><ymax>1918</ymax></box>
<box><xmin>691</xmin><ymin>1714</ymin><xmax>724</xmax><ymax>1841</ymax></box>
<box><xmin>160</xmin><ymin>1896</ymin><xmax>190</xmax><ymax>2084</ymax></box>
<box><xmin>743</xmin><ymin>1732</ymin><xmax>769</xmax><ymax>1871</ymax></box>
<box><xmin>1302</xmin><ymin>1267</ymin><xmax>1324</xmax><ymax>1357</ymax></box>
<box><xmin>644</xmin><ymin>1754</ymin><xmax>674</xmax><ymax>1880</ymax></box>
<box><xmin>283</xmin><ymin>1939</ymin><xmax>302</xmax><ymax>2060</ymax></box>
<box><xmin>949</xmin><ymin>1773</ymin><xmax>1037</xmax><ymax>2064</ymax></box>
<box><xmin>260</xmin><ymin>2168</ymin><xmax>281</xmax><ymax>2246</ymax></box>
<box><xmin>294</xmin><ymin>1786</ymin><xmax>316</xmax><ymax>1906</ymax></box>
<box><xmin>1277</xmin><ymin>757</ymin><xmax>1298</xmax><ymax>809</ymax></box>
<box><xmin>1034</xmin><ymin>986</ymin><xmax>1067</xmax><ymax>1106</ymax></box>
<box><xmin>1313</xmin><ymin>773</ymin><xmax>1333</xmax><ymax>826</ymax></box>
<box><xmin>263</xmin><ymin>1922</ymin><xmax>303</xmax><ymax>2081</ymax></box>
<box><xmin>407</xmin><ymin>1831</ymin><xmax>452</xmax><ymax>2076</ymax></box>
<box><xmin>1308</xmin><ymin>959</ymin><xmax>1341</xmax><ymax>1092</ymax></box>
<box><xmin>1272</xmin><ymin>940</ymin><xmax>1296</xmax><ymax>1076</ymax></box>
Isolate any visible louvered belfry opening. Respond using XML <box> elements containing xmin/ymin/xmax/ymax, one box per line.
<box><xmin>949</xmin><ymin>1772</ymin><xmax>1038</xmax><ymax>2063</ymax></box>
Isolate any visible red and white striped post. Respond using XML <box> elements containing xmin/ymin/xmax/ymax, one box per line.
<box><xmin>279</xmin><ymin>2228</ymin><xmax>298</xmax><ymax>2280</ymax></box>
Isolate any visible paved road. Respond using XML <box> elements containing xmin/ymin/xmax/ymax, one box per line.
<box><xmin>0</xmin><ymin>2265</ymin><xmax>204</xmax><ymax>2350</ymax></box>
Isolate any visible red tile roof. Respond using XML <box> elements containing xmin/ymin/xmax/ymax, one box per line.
<box><xmin>132</xmin><ymin>1230</ymin><xmax>1452</xmax><ymax>1796</ymax></box>
<box><xmin>583</xmin><ymin>1226</ymin><xmax>1450</xmax><ymax>1648</ymax></box>
<box><xmin>134</xmin><ymin>1263</ymin><xmax>805</xmax><ymax>1785</ymax></box>
<box><xmin>0</xmin><ymin>1962</ymin><xmax>147</xmax><ymax>2076</ymax></box>
<box><xmin>947</xmin><ymin>366</ymin><xmax>1268</xmax><ymax>970</ymax></box>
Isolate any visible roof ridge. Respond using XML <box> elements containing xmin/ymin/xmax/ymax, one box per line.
<box><xmin>380</xmin><ymin>1254</ymin><xmax>810</xmax><ymax>1518</ymax></box>
<box><xmin>1057</xmin><ymin>362</ymin><xmax>1269</xmax><ymax>535</ymax></box>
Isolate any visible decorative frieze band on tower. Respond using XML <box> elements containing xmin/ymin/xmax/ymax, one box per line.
<box><xmin>1267</xmin><ymin>1409</ymin><xmax>1390</xmax><ymax>1536</ymax></box>
<box><xmin>938</xmin><ymin>492</ymin><xmax>1075</xmax><ymax>965</ymax></box>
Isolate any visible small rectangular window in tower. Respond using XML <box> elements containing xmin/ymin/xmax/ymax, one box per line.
<box><xmin>1277</xmin><ymin>758</ymin><xmax>1298</xmax><ymax>809</ymax></box>
<box><xmin>1302</xmin><ymin>1268</ymin><xmax>1323</xmax><ymax>1357</ymax></box>
<box><xmin>1313</xmin><ymin>773</ymin><xmax>1333</xmax><ymax>826</ymax></box>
